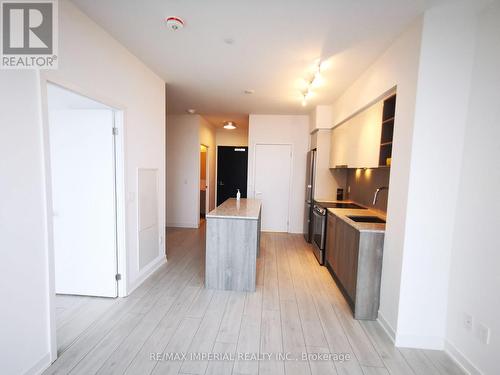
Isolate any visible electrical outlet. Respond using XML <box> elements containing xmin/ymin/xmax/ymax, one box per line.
<box><xmin>464</xmin><ymin>313</ymin><xmax>473</xmax><ymax>331</ymax></box>
<box><xmin>477</xmin><ymin>323</ymin><xmax>490</xmax><ymax>344</ymax></box>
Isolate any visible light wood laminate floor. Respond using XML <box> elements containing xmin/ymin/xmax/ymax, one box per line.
<box><xmin>44</xmin><ymin>225</ymin><xmax>464</xmax><ymax>375</ymax></box>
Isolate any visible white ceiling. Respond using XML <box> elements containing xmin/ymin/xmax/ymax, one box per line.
<box><xmin>71</xmin><ymin>0</ymin><xmax>439</xmax><ymax>116</ymax></box>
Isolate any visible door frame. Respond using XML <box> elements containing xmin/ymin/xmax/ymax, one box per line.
<box><xmin>39</xmin><ymin>77</ymin><xmax>127</xmax><ymax>363</ymax></box>
<box><xmin>198</xmin><ymin>143</ymin><xmax>210</xmax><ymax>227</ymax></box>
<box><xmin>252</xmin><ymin>142</ymin><xmax>293</xmax><ymax>232</ymax></box>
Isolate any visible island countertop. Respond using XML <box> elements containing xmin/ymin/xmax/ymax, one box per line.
<box><xmin>206</xmin><ymin>198</ymin><xmax>262</xmax><ymax>220</ymax></box>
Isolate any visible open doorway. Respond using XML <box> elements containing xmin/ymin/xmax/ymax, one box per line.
<box><xmin>44</xmin><ymin>83</ymin><xmax>125</xmax><ymax>357</ymax></box>
<box><xmin>200</xmin><ymin>144</ymin><xmax>209</xmax><ymax>224</ymax></box>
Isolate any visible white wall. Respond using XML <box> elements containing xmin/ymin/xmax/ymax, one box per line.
<box><xmin>200</xmin><ymin>117</ymin><xmax>216</xmax><ymax>212</ymax></box>
<box><xmin>396</xmin><ymin>1</ymin><xmax>479</xmax><ymax>349</ymax></box>
<box><xmin>0</xmin><ymin>71</ymin><xmax>52</xmax><ymax>375</ymax></box>
<box><xmin>247</xmin><ymin>114</ymin><xmax>309</xmax><ymax>233</ymax></box>
<box><xmin>331</xmin><ymin>19</ymin><xmax>424</xmax><ymax>338</ymax></box>
<box><xmin>309</xmin><ymin>105</ymin><xmax>333</xmax><ymax>132</ymax></box>
<box><xmin>166</xmin><ymin>115</ymin><xmax>199</xmax><ymax>228</ymax></box>
<box><xmin>166</xmin><ymin>115</ymin><xmax>216</xmax><ymax>228</ymax></box>
<box><xmin>41</xmin><ymin>0</ymin><xmax>166</xmax><ymax>295</ymax></box>
<box><xmin>0</xmin><ymin>0</ymin><xmax>166</xmax><ymax>372</ymax></box>
<box><xmin>216</xmin><ymin>128</ymin><xmax>248</xmax><ymax>146</ymax></box>
<box><xmin>445</xmin><ymin>2</ymin><xmax>500</xmax><ymax>374</ymax></box>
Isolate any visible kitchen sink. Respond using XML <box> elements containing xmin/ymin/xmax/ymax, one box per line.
<box><xmin>347</xmin><ymin>215</ymin><xmax>386</xmax><ymax>223</ymax></box>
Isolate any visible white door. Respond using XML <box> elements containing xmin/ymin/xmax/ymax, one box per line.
<box><xmin>49</xmin><ymin>109</ymin><xmax>117</xmax><ymax>297</ymax></box>
<box><xmin>254</xmin><ymin>144</ymin><xmax>292</xmax><ymax>232</ymax></box>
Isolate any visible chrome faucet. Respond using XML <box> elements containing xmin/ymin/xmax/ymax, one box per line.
<box><xmin>373</xmin><ymin>186</ymin><xmax>389</xmax><ymax>205</ymax></box>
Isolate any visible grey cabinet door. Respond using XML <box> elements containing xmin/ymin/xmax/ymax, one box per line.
<box><xmin>335</xmin><ymin>217</ymin><xmax>347</xmax><ymax>287</ymax></box>
<box><xmin>330</xmin><ymin>218</ymin><xmax>359</xmax><ymax>305</ymax></box>
<box><xmin>326</xmin><ymin>213</ymin><xmax>337</xmax><ymax>271</ymax></box>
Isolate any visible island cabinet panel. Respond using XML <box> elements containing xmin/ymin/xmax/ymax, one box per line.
<box><xmin>205</xmin><ymin>198</ymin><xmax>262</xmax><ymax>292</ymax></box>
<box><xmin>206</xmin><ymin>218</ymin><xmax>259</xmax><ymax>292</ymax></box>
<box><xmin>325</xmin><ymin>212</ymin><xmax>384</xmax><ymax>320</ymax></box>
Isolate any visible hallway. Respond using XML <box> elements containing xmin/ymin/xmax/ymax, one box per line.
<box><xmin>44</xmin><ymin>226</ymin><xmax>463</xmax><ymax>375</ymax></box>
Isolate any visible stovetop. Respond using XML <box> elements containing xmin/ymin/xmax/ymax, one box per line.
<box><xmin>314</xmin><ymin>201</ymin><xmax>367</xmax><ymax>210</ymax></box>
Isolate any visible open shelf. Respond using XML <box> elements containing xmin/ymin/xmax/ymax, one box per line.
<box><xmin>378</xmin><ymin>94</ymin><xmax>396</xmax><ymax>167</ymax></box>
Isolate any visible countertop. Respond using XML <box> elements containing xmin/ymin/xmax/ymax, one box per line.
<box><xmin>206</xmin><ymin>198</ymin><xmax>261</xmax><ymax>220</ymax></box>
<box><xmin>322</xmin><ymin>200</ymin><xmax>387</xmax><ymax>233</ymax></box>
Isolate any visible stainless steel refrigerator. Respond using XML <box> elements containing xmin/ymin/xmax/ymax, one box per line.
<box><xmin>303</xmin><ymin>149</ymin><xmax>316</xmax><ymax>242</ymax></box>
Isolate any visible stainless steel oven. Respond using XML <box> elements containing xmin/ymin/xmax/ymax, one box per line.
<box><xmin>312</xmin><ymin>204</ymin><xmax>327</xmax><ymax>265</ymax></box>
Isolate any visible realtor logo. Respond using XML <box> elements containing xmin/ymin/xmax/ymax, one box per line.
<box><xmin>1</xmin><ymin>0</ymin><xmax>58</xmax><ymax>69</ymax></box>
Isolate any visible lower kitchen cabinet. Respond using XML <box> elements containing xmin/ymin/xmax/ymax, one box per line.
<box><xmin>326</xmin><ymin>212</ymin><xmax>384</xmax><ymax>320</ymax></box>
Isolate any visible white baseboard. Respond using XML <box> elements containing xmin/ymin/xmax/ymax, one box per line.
<box><xmin>127</xmin><ymin>255</ymin><xmax>165</xmax><ymax>296</ymax></box>
<box><xmin>377</xmin><ymin>312</ymin><xmax>445</xmax><ymax>350</ymax></box>
<box><xmin>377</xmin><ymin>311</ymin><xmax>396</xmax><ymax>343</ymax></box>
<box><xmin>166</xmin><ymin>221</ymin><xmax>198</xmax><ymax>228</ymax></box>
<box><xmin>395</xmin><ymin>333</ymin><xmax>444</xmax><ymax>350</ymax></box>
<box><xmin>24</xmin><ymin>353</ymin><xmax>51</xmax><ymax>375</ymax></box>
<box><xmin>376</xmin><ymin>313</ymin><xmax>480</xmax><ymax>375</ymax></box>
<box><xmin>445</xmin><ymin>340</ymin><xmax>482</xmax><ymax>375</ymax></box>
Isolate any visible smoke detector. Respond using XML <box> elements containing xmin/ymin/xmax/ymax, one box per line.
<box><xmin>165</xmin><ymin>17</ymin><xmax>184</xmax><ymax>31</ymax></box>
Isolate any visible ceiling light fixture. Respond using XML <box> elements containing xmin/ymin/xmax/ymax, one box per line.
<box><xmin>300</xmin><ymin>59</ymin><xmax>323</xmax><ymax>106</ymax></box>
<box><xmin>223</xmin><ymin>121</ymin><xmax>236</xmax><ymax>130</ymax></box>
<box><xmin>186</xmin><ymin>108</ymin><xmax>196</xmax><ymax>114</ymax></box>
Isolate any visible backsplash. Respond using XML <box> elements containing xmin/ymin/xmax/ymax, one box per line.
<box><xmin>346</xmin><ymin>168</ymin><xmax>391</xmax><ymax>212</ymax></box>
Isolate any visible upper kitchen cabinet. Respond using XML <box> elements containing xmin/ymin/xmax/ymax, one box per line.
<box><xmin>330</xmin><ymin>94</ymin><xmax>396</xmax><ymax>169</ymax></box>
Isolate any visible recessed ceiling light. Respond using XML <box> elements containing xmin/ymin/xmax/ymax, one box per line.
<box><xmin>186</xmin><ymin>109</ymin><xmax>196</xmax><ymax>114</ymax></box>
<box><xmin>244</xmin><ymin>89</ymin><xmax>255</xmax><ymax>95</ymax></box>
<box><xmin>223</xmin><ymin>121</ymin><xmax>236</xmax><ymax>130</ymax></box>
<box><xmin>223</xmin><ymin>38</ymin><xmax>235</xmax><ymax>45</ymax></box>
<box><xmin>165</xmin><ymin>16</ymin><xmax>184</xmax><ymax>31</ymax></box>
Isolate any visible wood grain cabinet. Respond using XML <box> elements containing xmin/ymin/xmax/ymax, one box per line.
<box><xmin>325</xmin><ymin>212</ymin><xmax>385</xmax><ymax>320</ymax></box>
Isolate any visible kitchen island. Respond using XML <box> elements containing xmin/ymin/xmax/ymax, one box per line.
<box><xmin>205</xmin><ymin>198</ymin><xmax>262</xmax><ymax>292</ymax></box>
